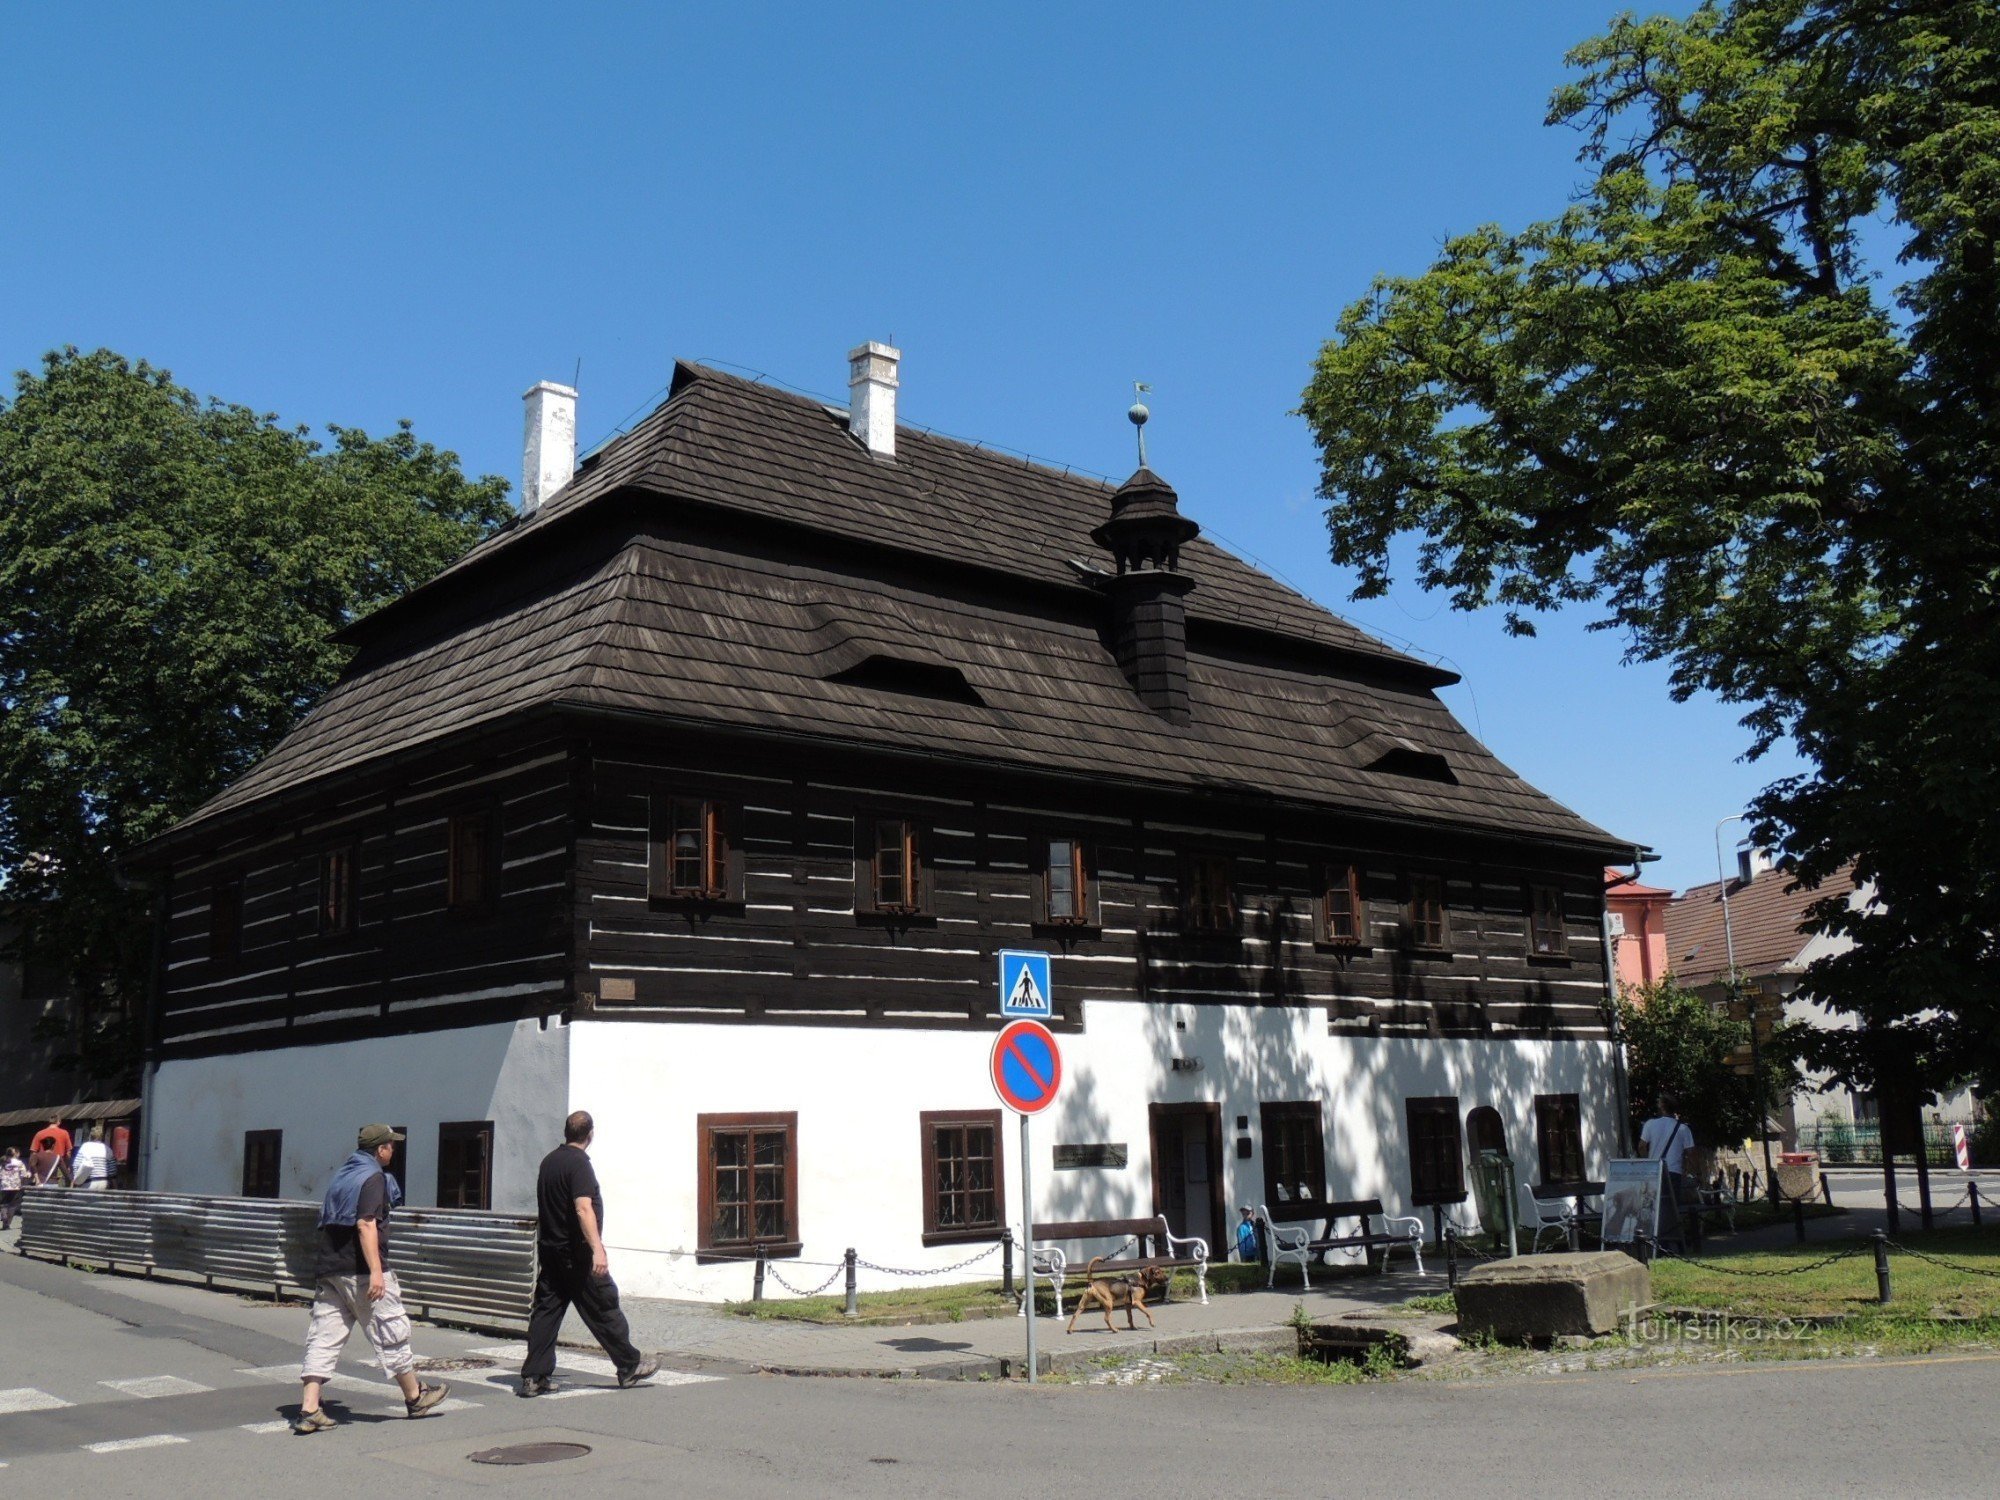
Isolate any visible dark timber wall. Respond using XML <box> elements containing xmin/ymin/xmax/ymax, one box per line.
<box><xmin>574</xmin><ymin>734</ymin><xmax>1612</xmax><ymax>1041</ymax></box>
<box><xmin>156</xmin><ymin>738</ymin><xmax>575</xmax><ymax>1058</ymax></box>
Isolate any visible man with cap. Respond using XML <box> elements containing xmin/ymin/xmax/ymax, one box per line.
<box><xmin>292</xmin><ymin>1124</ymin><xmax>449</xmax><ymax>1434</ymax></box>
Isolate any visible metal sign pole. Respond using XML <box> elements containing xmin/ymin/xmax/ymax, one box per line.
<box><xmin>1021</xmin><ymin>1111</ymin><xmax>1036</xmax><ymax>1383</ymax></box>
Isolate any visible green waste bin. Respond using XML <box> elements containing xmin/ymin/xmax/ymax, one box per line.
<box><xmin>1470</xmin><ymin>1148</ymin><xmax>1520</xmax><ymax>1256</ymax></box>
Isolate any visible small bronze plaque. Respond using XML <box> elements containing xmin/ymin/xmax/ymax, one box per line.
<box><xmin>599</xmin><ymin>976</ymin><xmax>636</xmax><ymax>1002</ymax></box>
<box><xmin>1053</xmin><ymin>1143</ymin><xmax>1127</xmax><ymax>1170</ymax></box>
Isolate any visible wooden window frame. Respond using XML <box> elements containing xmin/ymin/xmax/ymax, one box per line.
<box><xmin>697</xmin><ymin>1111</ymin><xmax>800</xmax><ymax>1260</ymax></box>
<box><xmin>1406</xmin><ymin>873</ymin><xmax>1449</xmax><ymax>952</ymax></box>
<box><xmin>1534</xmin><ymin>1094</ymin><xmax>1587</xmax><ymax>1187</ymax></box>
<box><xmin>241</xmin><ymin>1129</ymin><xmax>281</xmax><ymax>1198</ymax></box>
<box><xmin>1181</xmin><ymin>852</ymin><xmax>1236</xmax><ymax>934</ymax></box>
<box><xmin>445</xmin><ymin>807</ymin><xmax>498</xmax><ymax>916</ymax></box>
<box><xmin>1316</xmin><ymin>862</ymin><xmax>1364</xmax><ymax>948</ymax></box>
<box><xmin>209</xmin><ymin>875</ymin><xmax>244</xmax><ymax>967</ymax></box>
<box><xmin>1031</xmin><ymin>836</ymin><xmax>1100</xmax><ymax>931</ymax></box>
<box><xmin>436</xmin><ymin>1120</ymin><xmax>494</xmax><ymax>1210</ymax></box>
<box><xmin>920</xmin><ymin>1108</ymin><xmax>1006</xmax><ymax>1246</ymax></box>
<box><xmin>1405</xmin><ymin>1095</ymin><xmax>1466</xmax><ymax>1205</ymax></box>
<box><xmin>855</xmin><ymin>817</ymin><xmax>933</xmax><ymax>919</ymax></box>
<box><xmin>648</xmin><ymin>794</ymin><xmax>743</xmax><ymax>904</ymax></box>
<box><xmin>1527</xmin><ymin>883</ymin><xmax>1570</xmax><ymax>960</ymax></box>
<box><xmin>317</xmin><ymin>844</ymin><xmax>358</xmax><ymax>938</ymax></box>
<box><xmin>1259</xmin><ymin>1100</ymin><xmax>1328</xmax><ymax>1206</ymax></box>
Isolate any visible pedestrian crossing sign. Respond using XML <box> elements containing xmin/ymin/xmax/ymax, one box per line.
<box><xmin>998</xmin><ymin>950</ymin><xmax>1052</xmax><ymax>1019</ymax></box>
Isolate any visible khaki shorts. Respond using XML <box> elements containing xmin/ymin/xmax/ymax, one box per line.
<box><xmin>300</xmin><ymin>1270</ymin><xmax>416</xmax><ymax>1381</ymax></box>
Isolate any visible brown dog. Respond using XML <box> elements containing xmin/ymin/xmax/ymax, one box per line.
<box><xmin>1064</xmin><ymin>1257</ymin><xmax>1171</xmax><ymax>1332</ymax></box>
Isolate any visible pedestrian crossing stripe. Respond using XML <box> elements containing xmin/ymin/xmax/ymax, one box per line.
<box><xmin>0</xmin><ymin>1388</ymin><xmax>71</xmax><ymax>1414</ymax></box>
<box><xmin>102</xmin><ymin>1375</ymin><xmax>213</xmax><ymax>1399</ymax></box>
<box><xmin>84</xmin><ymin>1434</ymin><xmax>188</xmax><ymax>1454</ymax></box>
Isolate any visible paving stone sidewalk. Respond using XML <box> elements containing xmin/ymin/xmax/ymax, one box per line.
<box><xmin>612</xmin><ymin>1269</ymin><xmax>1449</xmax><ymax>1379</ymax></box>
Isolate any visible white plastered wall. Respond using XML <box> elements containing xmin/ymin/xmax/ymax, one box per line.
<box><xmin>146</xmin><ymin>1017</ymin><xmax>570</xmax><ymax>1210</ymax></box>
<box><xmin>572</xmin><ymin>1002</ymin><xmax>1618</xmax><ymax>1302</ymax></box>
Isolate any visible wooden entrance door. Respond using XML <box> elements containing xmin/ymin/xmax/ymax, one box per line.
<box><xmin>1149</xmin><ymin>1102</ymin><xmax>1225</xmax><ymax>1253</ymax></box>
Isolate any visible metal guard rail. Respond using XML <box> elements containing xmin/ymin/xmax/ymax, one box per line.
<box><xmin>16</xmin><ymin>1189</ymin><xmax>535</xmax><ymax>1331</ymax></box>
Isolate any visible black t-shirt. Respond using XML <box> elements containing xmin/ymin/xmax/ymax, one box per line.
<box><xmin>314</xmin><ymin>1171</ymin><xmax>390</xmax><ymax>1280</ymax></box>
<box><xmin>536</xmin><ymin>1146</ymin><xmax>603</xmax><ymax>1258</ymax></box>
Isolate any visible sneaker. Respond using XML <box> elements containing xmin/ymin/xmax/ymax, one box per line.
<box><xmin>404</xmin><ymin>1380</ymin><xmax>450</xmax><ymax>1418</ymax></box>
<box><xmin>292</xmin><ymin>1408</ymin><xmax>336</xmax><ymax>1436</ymax></box>
<box><xmin>616</xmin><ymin>1358</ymin><xmax>659</xmax><ymax>1389</ymax></box>
<box><xmin>517</xmin><ymin>1375</ymin><xmax>554</xmax><ymax>1398</ymax></box>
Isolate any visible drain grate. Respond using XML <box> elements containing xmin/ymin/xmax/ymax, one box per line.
<box><xmin>468</xmin><ymin>1442</ymin><xmax>593</xmax><ymax>1466</ymax></box>
<box><xmin>415</xmin><ymin>1356</ymin><xmax>496</xmax><ymax>1372</ymax></box>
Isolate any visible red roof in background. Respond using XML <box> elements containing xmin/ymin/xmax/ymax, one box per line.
<box><xmin>1663</xmin><ymin>863</ymin><xmax>1859</xmax><ymax>987</ymax></box>
<box><xmin>1604</xmin><ymin>867</ymin><xmax>1674</xmax><ymax>899</ymax></box>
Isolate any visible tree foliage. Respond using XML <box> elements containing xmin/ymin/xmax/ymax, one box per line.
<box><xmin>1301</xmin><ymin>1</ymin><xmax>2000</xmax><ymax>1094</ymax></box>
<box><xmin>1619</xmin><ymin>979</ymin><xmax>1794</xmax><ymax>1145</ymax></box>
<box><xmin>0</xmin><ymin>348</ymin><xmax>510</xmax><ymax>1087</ymax></box>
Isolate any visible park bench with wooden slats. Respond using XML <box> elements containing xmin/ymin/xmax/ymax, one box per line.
<box><xmin>1027</xmin><ymin>1214</ymin><xmax>1209</xmax><ymax>1316</ymax></box>
<box><xmin>1257</xmin><ymin>1198</ymin><xmax>1426</xmax><ymax>1287</ymax></box>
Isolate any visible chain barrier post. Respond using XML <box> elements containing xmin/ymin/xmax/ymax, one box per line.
<box><xmin>1445</xmin><ymin>1225</ymin><xmax>1458</xmax><ymax>1290</ymax></box>
<box><xmin>843</xmin><ymin>1247</ymin><xmax>859</xmax><ymax>1319</ymax></box>
<box><xmin>1872</xmin><ymin>1230</ymin><xmax>1891</xmax><ymax>1305</ymax></box>
<box><xmin>1793</xmin><ymin>1198</ymin><xmax>1806</xmax><ymax>1244</ymax></box>
<box><xmin>1971</xmin><ymin>1183</ymin><xmax>1983</xmax><ymax>1230</ymax></box>
<box><xmin>752</xmin><ymin>1244</ymin><xmax>767</xmax><ymax>1303</ymax></box>
<box><xmin>1820</xmin><ymin>1171</ymin><xmax>1833</xmax><ymax>1206</ymax></box>
<box><xmin>1001</xmin><ymin>1226</ymin><xmax>1015</xmax><ymax>1300</ymax></box>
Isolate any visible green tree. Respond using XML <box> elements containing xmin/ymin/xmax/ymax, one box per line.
<box><xmin>0</xmin><ymin>348</ymin><xmax>510</xmax><ymax>1088</ymax></box>
<box><xmin>1619</xmin><ymin>979</ymin><xmax>1790</xmax><ymax>1146</ymax></box>
<box><xmin>1300</xmin><ymin>1</ymin><xmax>2000</xmax><ymax>1097</ymax></box>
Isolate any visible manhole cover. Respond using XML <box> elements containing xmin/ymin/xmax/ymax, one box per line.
<box><xmin>468</xmin><ymin>1442</ymin><xmax>594</xmax><ymax>1466</ymax></box>
<box><xmin>414</xmin><ymin>1356</ymin><xmax>496</xmax><ymax>1371</ymax></box>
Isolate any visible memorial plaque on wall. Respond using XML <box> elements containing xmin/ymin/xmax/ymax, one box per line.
<box><xmin>1053</xmin><ymin>1143</ymin><xmax>1128</xmax><ymax>1170</ymax></box>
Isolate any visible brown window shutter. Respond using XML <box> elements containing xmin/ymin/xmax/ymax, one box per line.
<box><xmin>647</xmin><ymin>794</ymin><xmax>670</xmax><ymax>900</ymax></box>
<box><xmin>854</xmin><ymin>819</ymin><xmax>878</xmax><ymax>914</ymax></box>
<box><xmin>1029</xmin><ymin>838</ymin><xmax>1050</xmax><ymax>925</ymax></box>
<box><xmin>1082</xmin><ymin>842</ymin><xmax>1102</xmax><ymax>927</ymax></box>
<box><xmin>717</xmin><ymin>802</ymin><xmax>745</xmax><ymax>900</ymax></box>
<box><xmin>915</xmin><ymin>825</ymin><xmax>935</xmax><ymax>913</ymax></box>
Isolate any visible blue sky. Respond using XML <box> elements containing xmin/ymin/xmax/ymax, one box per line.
<box><xmin>0</xmin><ymin>2</ymin><xmax>1799</xmax><ymax>892</ymax></box>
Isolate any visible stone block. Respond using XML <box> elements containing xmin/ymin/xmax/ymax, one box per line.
<box><xmin>1454</xmin><ymin>1251</ymin><xmax>1650</xmax><ymax>1341</ymax></box>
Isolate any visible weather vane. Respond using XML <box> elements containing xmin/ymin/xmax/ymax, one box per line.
<box><xmin>1128</xmin><ymin>381</ymin><xmax>1152</xmax><ymax>469</ymax></box>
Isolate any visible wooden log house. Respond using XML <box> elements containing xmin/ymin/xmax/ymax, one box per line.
<box><xmin>130</xmin><ymin>344</ymin><xmax>1637</xmax><ymax>1298</ymax></box>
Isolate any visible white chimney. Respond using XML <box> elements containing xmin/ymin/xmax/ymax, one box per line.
<box><xmin>847</xmin><ymin>341</ymin><xmax>900</xmax><ymax>458</ymax></box>
<box><xmin>520</xmin><ymin>380</ymin><xmax>578</xmax><ymax>514</ymax></box>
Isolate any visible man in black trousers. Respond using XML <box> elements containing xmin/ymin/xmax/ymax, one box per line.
<box><xmin>520</xmin><ymin>1110</ymin><xmax>657</xmax><ymax>1396</ymax></box>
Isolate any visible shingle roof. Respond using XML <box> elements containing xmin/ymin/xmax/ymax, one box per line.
<box><xmin>352</xmin><ymin>363</ymin><xmax>1449</xmax><ymax>679</ymax></box>
<box><xmin>1664</xmin><ymin>863</ymin><xmax>1859</xmax><ymax>987</ymax></box>
<box><xmin>162</xmin><ymin>362</ymin><xmax>1631</xmax><ymax>855</ymax></box>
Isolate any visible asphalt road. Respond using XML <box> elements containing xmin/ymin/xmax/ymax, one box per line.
<box><xmin>3</xmin><ymin>1246</ymin><xmax>1997</xmax><ymax>1499</ymax></box>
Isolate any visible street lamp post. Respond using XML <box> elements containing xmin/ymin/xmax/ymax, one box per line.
<box><xmin>1715</xmin><ymin>814</ymin><xmax>1777</xmax><ymax>1200</ymax></box>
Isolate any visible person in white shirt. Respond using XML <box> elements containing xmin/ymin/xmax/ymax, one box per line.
<box><xmin>71</xmin><ymin>1129</ymin><xmax>114</xmax><ymax>1191</ymax></box>
<box><xmin>1639</xmin><ymin>1094</ymin><xmax>1693</xmax><ymax>1175</ymax></box>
